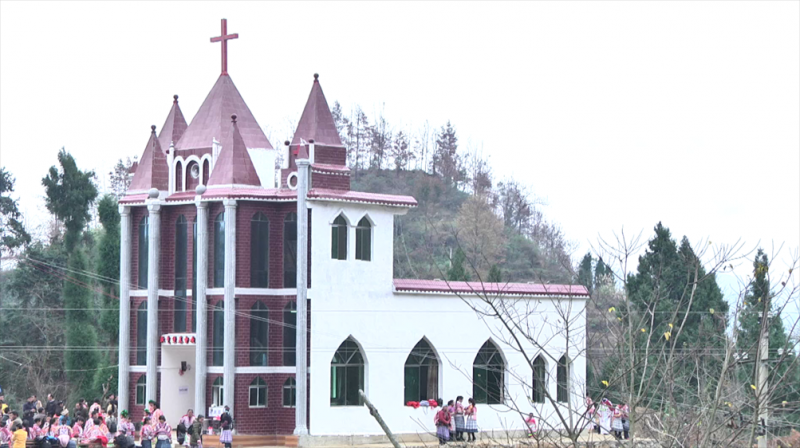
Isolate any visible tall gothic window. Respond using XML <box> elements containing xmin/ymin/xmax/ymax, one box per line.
<box><xmin>557</xmin><ymin>355</ymin><xmax>569</xmax><ymax>403</ymax></box>
<box><xmin>248</xmin><ymin>377</ymin><xmax>267</xmax><ymax>408</ymax></box>
<box><xmin>175</xmin><ymin>161</ymin><xmax>183</xmax><ymax>192</ymax></box>
<box><xmin>355</xmin><ymin>217</ymin><xmax>372</xmax><ymax>261</ymax></box>
<box><xmin>283</xmin><ymin>301</ymin><xmax>296</xmax><ymax>366</ymax></box>
<box><xmin>214</xmin><ymin>212</ymin><xmax>225</xmax><ymax>288</ymax></box>
<box><xmin>174</xmin><ymin>215</ymin><xmax>188</xmax><ymax>332</ymax></box>
<box><xmin>211</xmin><ymin>377</ymin><xmax>224</xmax><ymax>406</ymax></box>
<box><xmin>283</xmin><ymin>378</ymin><xmax>296</xmax><ymax>407</ymax></box>
<box><xmin>138</xmin><ymin>216</ymin><xmax>149</xmax><ymax>289</ymax></box>
<box><xmin>532</xmin><ymin>355</ymin><xmax>547</xmax><ymax>404</ymax></box>
<box><xmin>283</xmin><ymin>212</ymin><xmax>297</xmax><ymax>287</ymax></box>
<box><xmin>473</xmin><ymin>340</ymin><xmax>504</xmax><ymax>404</ymax></box>
<box><xmin>330</xmin><ymin>337</ymin><xmax>364</xmax><ymax>406</ymax></box>
<box><xmin>404</xmin><ymin>339</ymin><xmax>439</xmax><ymax>403</ymax></box>
<box><xmin>212</xmin><ymin>303</ymin><xmax>224</xmax><ymax>366</ymax></box>
<box><xmin>331</xmin><ymin>215</ymin><xmax>347</xmax><ymax>260</ymax></box>
<box><xmin>251</xmin><ymin>213</ymin><xmax>270</xmax><ymax>287</ymax></box>
<box><xmin>191</xmin><ymin>218</ymin><xmax>197</xmax><ymax>332</ymax></box>
<box><xmin>136</xmin><ymin>301</ymin><xmax>147</xmax><ymax>365</ymax></box>
<box><xmin>136</xmin><ymin>375</ymin><xmax>147</xmax><ymax>405</ymax></box>
<box><xmin>250</xmin><ymin>301</ymin><xmax>269</xmax><ymax>366</ymax></box>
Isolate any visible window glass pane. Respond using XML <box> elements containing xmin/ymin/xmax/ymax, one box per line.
<box><xmin>213</xmin><ymin>304</ymin><xmax>224</xmax><ymax>366</ymax></box>
<box><xmin>473</xmin><ymin>341</ymin><xmax>504</xmax><ymax>404</ymax></box>
<box><xmin>283</xmin><ymin>302</ymin><xmax>296</xmax><ymax>366</ymax></box>
<box><xmin>557</xmin><ymin>356</ymin><xmax>568</xmax><ymax>403</ymax></box>
<box><xmin>284</xmin><ymin>213</ymin><xmax>297</xmax><ymax>287</ymax></box>
<box><xmin>138</xmin><ymin>216</ymin><xmax>149</xmax><ymax>288</ymax></box>
<box><xmin>331</xmin><ymin>338</ymin><xmax>365</xmax><ymax>406</ymax></box>
<box><xmin>214</xmin><ymin>213</ymin><xmax>225</xmax><ymax>287</ymax></box>
<box><xmin>473</xmin><ymin>366</ymin><xmax>488</xmax><ymax>404</ymax></box>
<box><xmin>251</xmin><ymin>215</ymin><xmax>269</xmax><ymax>288</ymax></box>
<box><xmin>136</xmin><ymin>302</ymin><xmax>147</xmax><ymax>365</ymax></box>
<box><xmin>250</xmin><ymin>302</ymin><xmax>268</xmax><ymax>366</ymax></box>
<box><xmin>174</xmin><ymin>216</ymin><xmax>188</xmax><ymax>333</ymax></box>
<box><xmin>192</xmin><ymin>219</ymin><xmax>197</xmax><ymax>332</ymax></box>
<box><xmin>249</xmin><ymin>388</ymin><xmax>258</xmax><ymax>407</ymax></box>
<box><xmin>404</xmin><ymin>366</ymin><xmax>419</xmax><ymax>403</ymax></box>
<box><xmin>356</xmin><ymin>218</ymin><xmax>371</xmax><ymax>261</ymax></box>
<box><xmin>283</xmin><ymin>378</ymin><xmax>296</xmax><ymax>407</ymax></box>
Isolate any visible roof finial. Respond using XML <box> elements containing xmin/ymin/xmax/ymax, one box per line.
<box><xmin>284</xmin><ymin>140</ymin><xmax>290</xmax><ymax>146</ymax></box>
<box><xmin>173</xmin><ymin>94</ymin><xmax>179</xmax><ymax>103</ymax></box>
<box><xmin>231</xmin><ymin>114</ymin><xmax>237</xmax><ymax>123</ymax></box>
<box><xmin>313</xmin><ymin>73</ymin><xmax>319</xmax><ymax>82</ymax></box>
<box><xmin>151</xmin><ymin>125</ymin><xmax>157</xmax><ymax>133</ymax></box>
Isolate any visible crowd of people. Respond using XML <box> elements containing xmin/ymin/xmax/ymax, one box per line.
<box><xmin>0</xmin><ymin>392</ymin><xmax>235</xmax><ymax>448</ymax></box>
<box><xmin>584</xmin><ymin>396</ymin><xmax>630</xmax><ymax>440</ymax></box>
<box><xmin>432</xmin><ymin>396</ymin><xmax>479</xmax><ymax>445</ymax></box>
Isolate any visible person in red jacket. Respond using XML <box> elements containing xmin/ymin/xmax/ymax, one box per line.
<box><xmin>434</xmin><ymin>400</ymin><xmax>451</xmax><ymax>445</ymax></box>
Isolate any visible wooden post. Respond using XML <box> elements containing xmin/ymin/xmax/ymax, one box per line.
<box><xmin>359</xmin><ymin>390</ymin><xmax>402</xmax><ymax>448</ymax></box>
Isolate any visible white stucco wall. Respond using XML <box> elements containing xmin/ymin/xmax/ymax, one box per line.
<box><xmin>160</xmin><ymin>345</ymin><xmax>196</xmax><ymax>427</ymax></box>
<box><xmin>306</xmin><ymin>202</ymin><xmax>587</xmax><ymax>436</ymax></box>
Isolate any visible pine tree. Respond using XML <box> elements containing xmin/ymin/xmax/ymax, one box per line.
<box><xmin>0</xmin><ymin>167</ymin><xmax>31</xmax><ymax>255</ymax></box>
<box><xmin>97</xmin><ymin>194</ymin><xmax>120</xmax><ymax>344</ymax></box>
<box><xmin>577</xmin><ymin>252</ymin><xmax>593</xmax><ymax>295</ymax></box>
<box><xmin>447</xmin><ymin>248</ymin><xmax>470</xmax><ymax>281</ymax></box>
<box><xmin>391</xmin><ymin>130</ymin><xmax>412</xmax><ymax>173</ymax></box>
<box><xmin>432</xmin><ymin>121</ymin><xmax>462</xmax><ymax>186</ymax></box>
<box><xmin>42</xmin><ymin>148</ymin><xmax>99</xmax><ymax>400</ymax></box>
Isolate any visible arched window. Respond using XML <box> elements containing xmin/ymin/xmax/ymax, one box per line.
<box><xmin>213</xmin><ymin>212</ymin><xmax>225</xmax><ymax>288</ymax></box>
<box><xmin>251</xmin><ymin>213</ymin><xmax>269</xmax><ymax>287</ymax></box>
<box><xmin>211</xmin><ymin>377</ymin><xmax>224</xmax><ymax>406</ymax></box>
<box><xmin>331</xmin><ymin>215</ymin><xmax>347</xmax><ymax>260</ymax></box>
<box><xmin>283</xmin><ymin>212</ymin><xmax>297</xmax><ymax>287</ymax></box>
<box><xmin>283</xmin><ymin>301</ymin><xmax>296</xmax><ymax>366</ymax></box>
<box><xmin>136</xmin><ymin>301</ymin><xmax>147</xmax><ymax>365</ymax></box>
<box><xmin>138</xmin><ymin>216</ymin><xmax>149</xmax><ymax>289</ymax></box>
<box><xmin>175</xmin><ymin>161</ymin><xmax>183</xmax><ymax>192</ymax></box>
<box><xmin>248</xmin><ymin>377</ymin><xmax>267</xmax><ymax>408</ymax></box>
<box><xmin>473</xmin><ymin>340</ymin><xmax>504</xmax><ymax>404</ymax></box>
<box><xmin>557</xmin><ymin>355</ymin><xmax>569</xmax><ymax>403</ymax></box>
<box><xmin>283</xmin><ymin>378</ymin><xmax>296</xmax><ymax>408</ymax></box>
<box><xmin>355</xmin><ymin>217</ymin><xmax>372</xmax><ymax>261</ymax></box>
<box><xmin>212</xmin><ymin>303</ymin><xmax>224</xmax><ymax>366</ymax></box>
<box><xmin>136</xmin><ymin>375</ymin><xmax>147</xmax><ymax>405</ymax></box>
<box><xmin>250</xmin><ymin>301</ymin><xmax>269</xmax><ymax>366</ymax></box>
<box><xmin>191</xmin><ymin>218</ymin><xmax>197</xmax><ymax>332</ymax></box>
<box><xmin>404</xmin><ymin>339</ymin><xmax>439</xmax><ymax>403</ymax></box>
<box><xmin>174</xmin><ymin>215</ymin><xmax>188</xmax><ymax>332</ymax></box>
<box><xmin>532</xmin><ymin>355</ymin><xmax>547</xmax><ymax>404</ymax></box>
<box><xmin>202</xmin><ymin>159</ymin><xmax>210</xmax><ymax>185</ymax></box>
<box><xmin>330</xmin><ymin>337</ymin><xmax>364</xmax><ymax>406</ymax></box>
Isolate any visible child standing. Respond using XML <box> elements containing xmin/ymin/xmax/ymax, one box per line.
<box><xmin>464</xmin><ymin>398</ymin><xmax>478</xmax><ymax>442</ymax></box>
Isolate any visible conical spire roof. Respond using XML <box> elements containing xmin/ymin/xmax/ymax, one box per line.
<box><xmin>158</xmin><ymin>95</ymin><xmax>188</xmax><ymax>153</ymax></box>
<box><xmin>129</xmin><ymin>125</ymin><xmax>169</xmax><ymax>192</ymax></box>
<box><xmin>176</xmin><ymin>74</ymin><xmax>272</xmax><ymax>151</ymax></box>
<box><xmin>291</xmin><ymin>74</ymin><xmax>343</xmax><ymax>147</ymax></box>
<box><xmin>207</xmin><ymin>114</ymin><xmax>262</xmax><ymax>187</ymax></box>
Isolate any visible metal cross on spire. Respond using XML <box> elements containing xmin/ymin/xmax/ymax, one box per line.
<box><xmin>210</xmin><ymin>18</ymin><xmax>238</xmax><ymax>75</ymax></box>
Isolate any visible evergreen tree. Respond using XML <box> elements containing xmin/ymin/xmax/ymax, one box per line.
<box><xmin>42</xmin><ymin>148</ymin><xmax>100</xmax><ymax>400</ymax></box>
<box><xmin>488</xmin><ymin>264</ymin><xmax>502</xmax><ymax>282</ymax></box>
<box><xmin>391</xmin><ymin>130</ymin><xmax>412</xmax><ymax>173</ymax></box>
<box><xmin>447</xmin><ymin>248</ymin><xmax>471</xmax><ymax>281</ymax></box>
<box><xmin>737</xmin><ymin>249</ymin><xmax>788</xmax><ymax>353</ymax></box>
<box><xmin>432</xmin><ymin>121</ymin><xmax>462</xmax><ymax>186</ymax></box>
<box><xmin>577</xmin><ymin>252</ymin><xmax>593</xmax><ymax>295</ymax></box>
<box><xmin>0</xmin><ymin>167</ymin><xmax>31</xmax><ymax>255</ymax></box>
<box><xmin>97</xmin><ymin>195</ymin><xmax>120</xmax><ymax>344</ymax></box>
<box><xmin>594</xmin><ymin>256</ymin><xmax>613</xmax><ymax>285</ymax></box>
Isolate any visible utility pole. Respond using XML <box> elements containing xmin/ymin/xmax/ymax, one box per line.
<box><xmin>756</xmin><ymin>308</ymin><xmax>770</xmax><ymax>448</ymax></box>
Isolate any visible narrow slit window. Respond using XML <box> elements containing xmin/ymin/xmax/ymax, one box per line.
<box><xmin>331</xmin><ymin>215</ymin><xmax>348</xmax><ymax>260</ymax></box>
<box><xmin>355</xmin><ymin>217</ymin><xmax>372</xmax><ymax>261</ymax></box>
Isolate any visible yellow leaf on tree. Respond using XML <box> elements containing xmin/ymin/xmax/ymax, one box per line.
<box><xmin>668</xmin><ymin>323</ymin><xmax>674</xmax><ymax>329</ymax></box>
<box><xmin>751</xmin><ymin>384</ymin><xmax>757</xmax><ymax>390</ymax></box>
<box><xmin>608</xmin><ymin>307</ymin><xmax>616</xmax><ymax>313</ymax></box>
<box><xmin>641</xmin><ymin>328</ymin><xmax>646</xmax><ymax>333</ymax></box>
<box><xmin>664</xmin><ymin>332</ymin><xmax>671</xmax><ymax>341</ymax></box>
<box><xmin>709</xmin><ymin>308</ymin><xmax>715</xmax><ymax>314</ymax></box>
<box><xmin>601</xmin><ymin>380</ymin><xmax>609</xmax><ymax>387</ymax></box>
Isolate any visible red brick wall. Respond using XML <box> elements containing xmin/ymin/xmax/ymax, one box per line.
<box><xmin>311</xmin><ymin>172</ymin><xmax>350</xmax><ymax>190</ymax></box>
<box><xmin>127</xmin><ymin>372</ymin><xmax>160</xmax><ymax>423</ymax></box>
<box><xmin>232</xmin><ymin>374</ymin><xmax>295</xmax><ymax>434</ymax></box>
<box><xmin>314</xmin><ymin>146</ymin><xmax>347</xmax><ymax>166</ymax></box>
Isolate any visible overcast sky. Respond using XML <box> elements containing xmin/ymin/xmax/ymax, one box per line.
<box><xmin>1</xmin><ymin>1</ymin><xmax>798</xmax><ymax>298</ymax></box>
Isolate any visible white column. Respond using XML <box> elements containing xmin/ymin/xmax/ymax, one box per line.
<box><xmin>222</xmin><ymin>199</ymin><xmax>237</xmax><ymax>418</ymax></box>
<box><xmin>194</xmin><ymin>198</ymin><xmax>209</xmax><ymax>415</ymax></box>
<box><xmin>294</xmin><ymin>157</ymin><xmax>310</xmax><ymax>436</ymax></box>
<box><xmin>117</xmin><ymin>206</ymin><xmax>132</xmax><ymax>411</ymax></box>
<box><xmin>146</xmin><ymin>199</ymin><xmax>161</xmax><ymax>402</ymax></box>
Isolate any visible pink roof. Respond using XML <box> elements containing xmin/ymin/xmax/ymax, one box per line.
<box><xmin>311</xmin><ymin>163</ymin><xmax>350</xmax><ymax>173</ymax></box>
<box><xmin>308</xmin><ymin>188</ymin><xmax>417</xmax><ymax>207</ymax></box>
<box><xmin>119</xmin><ymin>193</ymin><xmax>148</xmax><ymax>204</ymax></box>
<box><xmin>207</xmin><ymin>115</ymin><xmax>262</xmax><ymax>187</ymax></box>
<box><xmin>128</xmin><ymin>126</ymin><xmax>169</xmax><ymax>192</ymax></box>
<box><xmin>393</xmin><ymin>279</ymin><xmax>589</xmax><ymax>297</ymax></box>
<box><xmin>176</xmin><ymin>74</ymin><xmax>272</xmax><ymax>151</ymax></box>
<box><xmin>158</xmin><ymin>95</ymin><xmax>188</xmax><ymax>153</ymax></box>
<box><xmin>165</xmin><ymin>187</ymin><xmax>416</xmax><ymax>206</ymax></box>
<box><xmin>291</xmin><ymin>74</ymin><xmax>343</xmax><ymax>147</ymax></box>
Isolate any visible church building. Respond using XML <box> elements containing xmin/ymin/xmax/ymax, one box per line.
<box><xmin>117</xmin><ymin>19</ymin><xmax>588</xmax><ymax>440</ymax></box>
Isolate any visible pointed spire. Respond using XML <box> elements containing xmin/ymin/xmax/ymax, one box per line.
<box><xmin>177</xmin><ymin>75</ymin><xmax>272</xmax><ymax>151</ymax></box>
<box><xmin>207</xmin><ymin>114</ymin><xmax>262</xmax><ymax>187</ymax></box>
<box><xmin>158</xmin><ymin>94</ymin><xmax>188</xmax><ymax>153</ymax></box>
<box><xmin>291</xmin><ymin>73</ymin><xmax>343</xmax><ymax>147</ymax></box>
<box><xmin>129</xmin><ymin>125</ymin><xmax>169</xmax><ymax>192</ymax></box>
